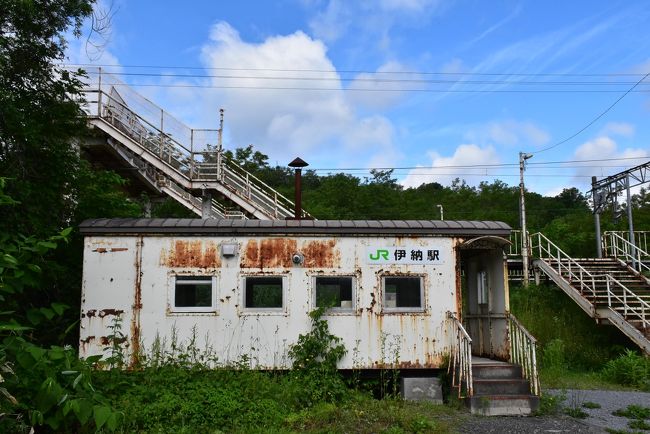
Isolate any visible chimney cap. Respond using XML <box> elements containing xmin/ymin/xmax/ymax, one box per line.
<box><xmin>288</xmin><ymin>157</ymin><xmax>309</xmax><ymax>168</ymax></box>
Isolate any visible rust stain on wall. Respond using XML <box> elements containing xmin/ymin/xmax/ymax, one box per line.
<box><xmin>80</xmin><ymin>336</ymin><xmax>95</xmax><ymax>344</ymax></box>
<box><xmin>241</xmin><ymin>238</ymin><xmax>297</xmax><ymax>269</ymax></box>
<box><xmin>98</xmin><ymin>308</ymin><xmax>124</xmax><ymax>318</ymax></box>
<box><xmin>301</xmin><ymin>239</ymin><xmax>340</xmax><ymax>268</ymax></box>
<box><xmin>162</xmin><ymin>240</ymin><xmax>221</xmax><ymax>268</ymax></box>
<box><xmin>131</xmin><ymin>237</ymin><xmax>143</xmax><ymax>369</ymax></box>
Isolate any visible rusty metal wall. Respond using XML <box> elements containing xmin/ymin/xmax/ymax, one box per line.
<box><xmin>79</xmin><ymin>234</ymin><xmax>461</xmax><ymax>369</ymax></box>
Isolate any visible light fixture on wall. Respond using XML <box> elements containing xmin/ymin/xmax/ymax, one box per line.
<box><xmin>221</xmin><ymin>243</ymin><xmax>238</xmax><ymax>257</ymax></box>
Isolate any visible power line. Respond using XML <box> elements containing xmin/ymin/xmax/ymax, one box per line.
<box><xmin>69</xmin><ymin>69</ymin><xmax>650</xmax><ymax>86</ymax></box>
<box><xmin>61</xmin><ymin>62</ymin><xmax>650</xmax><ymax>77</ymax></box>
<box><xmin>79</xmin><ymin>81</ymin><xmax>650</xmax><ymax>93</ymax></box>
<box><xmin>309</xmin><ymin>155</ymin><xmax>650</xmax><ymax>172</ymax></box>
<box><xmin>532</xmin><ymin>71</ymin><xmax>650</xmax><ymax>154</ymax></box>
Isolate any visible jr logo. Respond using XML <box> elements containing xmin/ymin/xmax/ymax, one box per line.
<box><xmin>369</xmin><ymin>249</ymin><xmax>390</xmax><ymax>261</ymax></box>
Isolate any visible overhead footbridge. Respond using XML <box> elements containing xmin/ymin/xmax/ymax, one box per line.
<box><xmin>80</xmin><ymin>70</ymin><xmax>310</xmax><ymax>220</ymax></box>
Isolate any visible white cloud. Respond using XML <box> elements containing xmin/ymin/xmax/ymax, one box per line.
<box><xmin>464</xmin><ymin>120</ymin><xmax>550</xmax><ymax>147</ymax></box>
<box><xmin>600</xmin><ymin>122</ymin><xmax>635</xmax><ymax>138</ymax></box>
<box><xmin>542</xmin><ymin>186</ymin><xmax>567</xmax><ymax>198</ymax></box>
<box><xmin>379</xmin><ymin>0</ymin><xmax>442</xmax><ymax>12</ymax></box>
<box><xmin>574</xmin><ymin>135</ymin><xmax>648</xmax><ymax>179</ymax></box>
<box><xmin>462</xmin><ymin>4</ymin><xmax>522</xmax><ymax>48</ymax></box>
<box><xmin>401</xmin><ymin>144</ymin><xmax>500</xmax><ymax>188</ymax></box>
<box><xmin>347</xmin><ymin>61</ymin><xmax>420</xmax><ymax>109</ymax></box>
<box><xmin>308</xmin><ymin>0</ymin><xmax>352</xmax><ymax>43</ymax></box>
<box><xmin>308</xmin><ymin>0</ymin><xmax>447</xmax><ymax>48</ymax></box>
<box><xmin>440</xmin><ymin>58</ymin><xmax>466</xmax><ymax>74</ymax></box>
<box><xmin>183</xmin><ymin>21</ymin><xmax>399</xmax><ymax>167</ymax></box>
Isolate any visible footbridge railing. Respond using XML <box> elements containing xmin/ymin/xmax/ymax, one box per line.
<box><xmin>447</xmin><ymin>312</ymin><xmax>473</xmax><ymax>398</ymax></box>
<box><xmin>605</xmin><ymin>231</ymin><xmax>650</xmax><ymax>255</ymax></box>
<box><xmin>80</xmin><ymin>69</ymin><xmax>311</xmax><ymax>220</ymax></box>
<box><xmin>606</xmin><ymin>274</ymin><xmax>650</xmax><ymax>330</ymax></box>
<box><xmin>529</xmin><ymin>232</ymin><xmax>598</xmax><ymax>298</ymax></box>
<box><xmin>508</xmin><ymin>314</ymin><xmax>539</xmax><ymax>396</ymax></box>
<box><xmin>603</xmin><ymin>231</ymin><xmax>650</xmax><ymax>275</ymax></box>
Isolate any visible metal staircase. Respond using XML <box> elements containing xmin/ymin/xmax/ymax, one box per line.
<box><xmin>80</xmin><ymin>70</ymin><xmax>311</xmax><ymax>220</ymax></box>
<box><xmin>530</xmin><ymin>232</ymin><xmax>650</xmax><ymax>354</ymax></box>
<box><xmin>448</xmin><ymin>312</ymin><xmax>540</xmax><ymax>416</ymax></box>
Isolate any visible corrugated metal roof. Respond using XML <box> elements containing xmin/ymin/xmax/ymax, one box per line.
<box><xmin>79</xmin><ymin>218</ymin><xmax>511</xmax><ymax>237</ymax></box>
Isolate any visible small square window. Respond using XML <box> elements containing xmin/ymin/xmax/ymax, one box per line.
<box><xmin>383</xmin><ymin>276</ymin><xmax>424</xmax><ymax>311</ymax></box>
<box><xmin>245</xmin><ymin>276</ymin><xmax>284</xmax><ymax>309</ymax></box>
<box><xmin>315</xmin><ymin>276</ymin><xmax>354</xmax><ymax>311</ymax></box>
<box><xmin>173</xmin><ymin>276</ymin><xmax>216</xmax><ymax>312</ymax></box>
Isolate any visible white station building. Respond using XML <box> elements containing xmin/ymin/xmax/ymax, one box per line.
<box><xmin>78</xmin><ymin>218</ymin><xmax>513</xmax><ymax>370</ymax></box>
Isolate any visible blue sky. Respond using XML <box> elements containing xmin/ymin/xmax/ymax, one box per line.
<box><xmin>67</xmin><ymin>0</ymin><xmax>650</xmax><ymax>196</ymax></box>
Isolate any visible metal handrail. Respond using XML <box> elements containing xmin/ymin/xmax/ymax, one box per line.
<box><xmin>447</xmin><ymin>312</ymin><xmax>473</xmax><ymax>398</ymax></box>
<box><xmin>83</xmin><ymin>83</ymin><xmax>309</xmax><ymax>220</ymax></box>
<box><xmin>606</xmin><ymin>274</ymin><xmax>650</xmax><ymax>329</ymax></box>
<box><xmin>508</xmin><ymin>314</ymin><xmax>539</xmax><ymax>396</ymax></box>
<box><xmin>604</xmin><ymin>231</ymin><xmax>650</xmax><ymax>254</ymax></box>
<box><xmin>529</xmin><ymin>232</ymin><xmax>598</xmax><ymax>297</ymax></box>
<box><xmin>603</xmin><ymin>232</ymin><xmax>650</xmax><ymax>274</ymax></box>
<box><xmin>508</xmin><ymin>230</ymin><xmax>522</xmax><ymax>257</ymax></box>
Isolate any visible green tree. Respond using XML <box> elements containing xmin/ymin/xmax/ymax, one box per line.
<box><xmin>0</xmin><ymin>0</ymin><xmax>96</xmax><ymax>236</ymax></box>
<box><xmin>1</xmin><ymin>1</ymin><xmax>144</xmax><ymax>343</ymax></box>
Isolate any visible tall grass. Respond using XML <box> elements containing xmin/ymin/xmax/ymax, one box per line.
<box><xmin>510</xmin><ymin>283</ymin><xmax>641</xmax><ymax>387</ymax></box>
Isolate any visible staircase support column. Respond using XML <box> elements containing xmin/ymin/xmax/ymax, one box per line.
<box><xmin>202</xmin><ymin>191</ymin><xmax>213</xmax><ymax>219</ymax></box>
<box><xmin>626</xmin><ymin>174</ymin><xmax>637</xmax><ymax>270</ymax></box>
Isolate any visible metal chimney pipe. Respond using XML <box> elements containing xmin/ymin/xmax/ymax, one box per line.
<box><xmin>288</xmin><ymin>157</ymin><xmax>308</xmax><ymax>220</ymax></box>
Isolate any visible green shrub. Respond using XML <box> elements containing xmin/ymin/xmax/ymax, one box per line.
<box><xmin>601</xmin><ymin>350</ymin><xmax>650</xmax><ymax>389</ymax></box>
<box><xmin>288</xmin><ymin>307</ymin><xmax>349</xmax><ymax>406</ymax></box>
<box><xmin>542</xmin><ymin>338</ymin><xmax>568</xmax><ymax>374</ymax></box>
<box><xmin>534</xmin><ymin>391</ymin><xmax>565</xmax><ymax>416</ymax></box>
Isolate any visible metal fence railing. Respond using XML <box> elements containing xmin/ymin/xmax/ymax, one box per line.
<box><xmin>447</xmin><ymin>312</ymin><xmax>473</xmax><ymax>398</ymax></box>
<box><xmin>508</xmin><ymin>314</ymin><xmax>539</xmax><ymax>396</ymax></box>
<box><xmin>603</xmin><ymin>231</ymin><xmax>650</xmax><ymax>274</ymax></box>
<box><xmin>605</xmin><ymin>231</ymin><xmax>650</xmax><ymax>254</ymax></box>
<box><xmin>606</xmin><ymin>274</ymin><xmax>650</xmax><ymax>330</ymax></box>
<box><xmin>530</xmin><ymin>232</ymin><xmax>598</xmax><ymax>298</ymax></box>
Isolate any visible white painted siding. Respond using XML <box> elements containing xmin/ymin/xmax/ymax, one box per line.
<box><xmin>80</xmin><ymin>234</ymin><xmax>460</xmax><ymax>369</ymax></box>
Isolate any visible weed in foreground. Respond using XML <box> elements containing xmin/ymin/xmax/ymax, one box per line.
<box><xmin>583</xmin><ymin>401</ymin><xmax>602</xmax><ymax>409</ymax></box>
<box><xmin>563</xmin><ymin>390</ymin><xmax>589</xmax><ymax>419</ymax></box>
<box><xmin>534</xmin><ymin>390</ymin><xmax>566</xmax><ymax>416</ymax></box>
<box><xmin>628</xmin><ymin>419</ymin><xmax>650</xmax><ymax>430</ymax></box>
<box><xmin>613</xmin><ymin>405</ymin><xmax>650</xmax><ymax>420</ymax></box>
<box><xmin>564</xmin><ymin>407</ymin><xmax>588</xmax><ymax>419</ymax></box>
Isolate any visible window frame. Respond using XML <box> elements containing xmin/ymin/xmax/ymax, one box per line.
<box><xmin>242</xmin><ymin>275</ymin><xmax>286</xmax><ymax>312</ymax></box>
<box><xmin>171</xmin><ymin>275</ymin><xmax>217</xmax><ymax>313</ymax></box>
<box><xmin>381</xmin><ymin>275</ymin><xmax>425</xmax><ymax>313</ymax></box>
<box><xmin>312</xmin><ymin>275</ymin><xmax>356</xmax><ymax>314</ymax></box>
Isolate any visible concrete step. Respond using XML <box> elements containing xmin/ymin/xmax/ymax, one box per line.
<box><xmin>472</xmin><ymin>363</ymin><xmax>522</xmax><ymax>379</ymax></box>
<box><xmin>467</xmin><ymin>395</ymin><xmax>540</xmax><ymax>416</ymax></box>
<box><xmin>473</xmin><ymin>379</ymin><xmax>531</xmax><ymax>395</ymax></box>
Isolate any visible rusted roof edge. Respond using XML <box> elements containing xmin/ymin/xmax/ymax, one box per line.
<box><xmin>79</xmin><ymin>218</ymin><xmax>511</xmax><ymax>237</ymax></box>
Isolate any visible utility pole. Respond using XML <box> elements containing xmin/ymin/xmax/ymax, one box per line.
<box><xmin>437</xmin><ymin>204</ymin><xmax>444</xmax><ymax>221</ymax></box>
<box><xmin>519</xmin><ymin>152</ymin><xmax>533</xmax><ymax>287</ymax></box>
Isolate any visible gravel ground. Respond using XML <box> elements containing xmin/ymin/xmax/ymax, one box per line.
<box><xmin>547</xmin><ymin>389</ymin><xmax>650</xmax><ymax>432</ymax></box>
<box><xmin>458</xmin><ymin>389</ymin><xmax>650</xmax><ymax>433</ymax></box>
<box><xmin>458</xmin><ymin>414</ymin><xmax>602</xmax><ymax>433</ymax></box>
